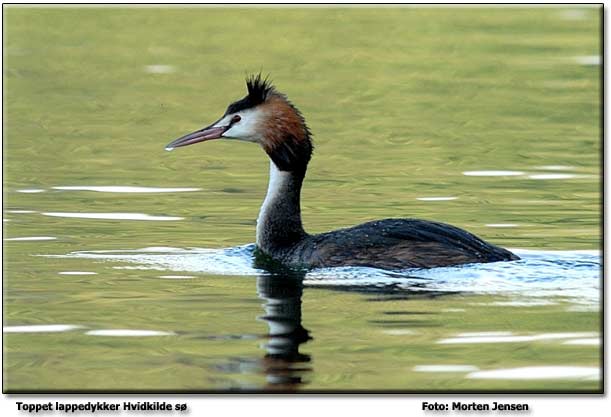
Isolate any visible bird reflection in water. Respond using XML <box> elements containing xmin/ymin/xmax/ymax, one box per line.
<box><xmin>256</xmin><ymin>270</ymin><xmax>312</xmax><ymax>391</ymax></box>
<box><xmin>209</xmin><ymin>256</ymin><xmax>312</xmax><ymax>392</ymax></box>
<box><xmin>212</xmin><ymin>254</ymin><xmax>454</xmax><ymax>391</ymax></box>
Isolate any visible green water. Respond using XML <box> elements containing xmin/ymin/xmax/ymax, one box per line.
<box><xmin>2</xmin><ymin>6</ymin><xmax>601</xmax><ymax>392</ymax></box>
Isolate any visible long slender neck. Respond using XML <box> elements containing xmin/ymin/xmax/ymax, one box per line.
<box><xmin>256</xmin><ymin>162</ymin><xmax>307</xmax><ymax>253</ymax></box>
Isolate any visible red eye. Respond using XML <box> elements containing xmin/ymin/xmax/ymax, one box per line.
<box><xmin>232</xmin><ymin>115</ymin><xmax>241</xmax><ymax>124</ymax></box>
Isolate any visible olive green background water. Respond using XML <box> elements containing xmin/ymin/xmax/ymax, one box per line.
<box><xmin>3</xmin><ymin>6</ymin><xmax>601</xmax><ymax>392</ymax></box>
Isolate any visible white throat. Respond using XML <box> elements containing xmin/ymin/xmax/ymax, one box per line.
<box><xmin>256</xmin><ymin>162</ymin><xmax>291</xmax><ymax>245</ymax></box>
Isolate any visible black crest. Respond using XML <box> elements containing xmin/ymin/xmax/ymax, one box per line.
<box><xmin>225</xmin><ymin>74</ymin><xmax>275</xmax><ymax>115</ymax></box>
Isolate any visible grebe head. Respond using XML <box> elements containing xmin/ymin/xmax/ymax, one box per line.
<box><xmin>166</xmin><ymin>74</ymin><xmax>313</xmax><ymax>172</ymax></box>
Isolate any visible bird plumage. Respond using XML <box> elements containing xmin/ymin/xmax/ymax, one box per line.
<box><xmin>166</xmin><ymin>75</ymin><xmax>519</xmax><ymax>270</ymax></box>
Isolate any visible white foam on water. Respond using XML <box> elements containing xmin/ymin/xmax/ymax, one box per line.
<box><xmin>5</xmin><ymin>236</ymin><xmax>56</xmax><ymax>241</ymax></box>
<box><xmin>437</xmin><ymin>332</ymin><xmax>598</xmax><ymax>344</ymax></box>
<box><xmin>566</xmin><ymin>304</ymin><xmax>600</xmax><ymax>312</ymax></box>
<box><xmin>53</xmin><ymin>186</ymin><xmax>200</xmax><ymax>193</ymax></box>
<box><xmin>562</xmin><ymin>338</ymin><xmax>600</xmax><ymax>346</ymax></box>
<box><xmin>52</xmin><ymin>245</ymin><xmax>259</xmax><ymax>276</ymax></box>
<box><xmin>159</xmin><ymin>275</ymin><xmax>196</xmax><ymax>279</ymax></box>
<box><xmin>485</xmin><ymin>224</ymin><xmax>518</xmax><ymax>228</ymax></box>
<box><xmin>416</xmin><ymin>197</ymin><xmax>457</xmax><ymax>201</ymax></box>
<box><xmin>49</xmin><ymin>246</ymin><xmax>600</xmax><ymax>306</ymax></box>
<box><xmin>573</xmin><ymin>55</ymin><xmax>600</xmax><ymax>66</ymax></box>
<box><xmin>535</xmin><ymin>165</ymin><xmax>576</xmax><ymax>171</ymax></box>
<box><xmin>414</xmin><ymin>365</ymin><xmax>479</xmax><ymax>373</ymax></box>
<box><xmin>532</xmin><ymin>332</ymin><xmax>598</xmax><ymax>339</ymax></box>
<box><xmin>17</xmin><ymin>189</ymin><xmax>45</xmax><ymax>193</ymax></box>
<box><xmin>114</xmin><ymin>266</ymin><xmax>164</xmax><ymax>271</ymax></box>
<box><xmin>6</xmin><ymin>210</ymin><xmax>36</xmax><ymax>213</ymax></box>
<box><xmin>144</xmin><ymin>65</ymin><xmax>175</xmax><ymax>74</ymax></box>
<box><xmin>514</xmin><ymin>248</ymin><xmax>600</xmax><ymax>256</ymax></box>
<box><xmin>98</xmin><ymin>246</ymin><xmax>187</xmax><ymax>253</ymax></box>
<box><xmin>85</xmin><ymin>329</ymin><xmax>174</xmax><ymax>337</ymax></box>
<box><xmin>438</xmin><ymin>336</ymin><xmax>533</xmax><ymax>344</ymax></box>
<box><xmin>467</xmin><ymin>366</ymin><xmax>599</xmax><ymax>380</ymax></box>
<box><xmin>4</xmin><ymin>324</ymin><xmax>82</xmax><ymax>333</ymax></box>
<box><xmin>456</xmin><ymin>332</ymin><xmax>514</xmax><ymax>337</ymax></box>
<box><xmin>463</xmin><ymin>171</ymin><xmax>524</xmax><ymax>177</ymax></box>
<box><xmin>42</xmin><ymin>212</ymin><xmax>183</xmax><ymax>221</ymax></box>
<box><xmin>475</xmin><ymin>300</ymin><xmax>558</xmax><ymax>307</ymax></box>
<box><xmin>59</xmin><ymin>271</ymin><xmax>97</xmax><ymax>275</ymax></box>
<box><xmin>382</xmin><ymin>329</ymin><xmax>418</xmax><ymax>336</ymax></box>
<box><xmin>558</xmin><ymin>9</ymin><xmax>588</xmax><ymax>20</ymax></box>
<box><xmin>528</xmin><ymin>173</ymin><xmax>578</xmax><ymax>180</ymax></box>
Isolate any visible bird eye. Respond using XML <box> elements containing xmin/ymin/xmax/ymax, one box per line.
<box><xmin>231</xmin><ymin>115</ymin><xmax>241</xmax><ymax>124</ymax></box>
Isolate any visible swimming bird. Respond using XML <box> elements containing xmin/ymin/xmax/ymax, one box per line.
<box><xmin>166</xmin><ymin>75</ymin><xmax>519</xmax><ymax>270</ymax></box>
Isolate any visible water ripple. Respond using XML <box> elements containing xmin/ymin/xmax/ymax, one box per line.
<box><xmin>48</xmin><ymin>246</ymin><xmax>600</xmax><ymax>306</ymax></box>
<box><xmin>4</xmin><ymin>324</ymin><xmax>82</xmax><ymax>333</ymax></box>
<box><xmin>42</xmin><ymin>212</ymin><xmax>183</xmax><ymax>221</ymax></box>
<box><xmin>53</xmin><ymin>186</ymin><xmax>200</xmax><ymax>193</ymax></box>
<box><xmin>463</xmin><ymin>171</ymin><xmax>524</xmax><ymax>176</ymax></box>
<box><xmin>85</xmin><ymin>329</ymin><xmax>174</xmax><ymax>337</ymax></box>
<box><xmin>467</xmin><ymin>366</ymin><xmax>599</xmax><ymax>380</ymax></box>
<box><xmin>16</xmin><ymin>189</ymin><xmax>45</xmax><ymax>193</ymax></box>
<box><xmin>5</xmin><ymin>236</ymin><xmax>57</xmax><ymax>241</ymax></box>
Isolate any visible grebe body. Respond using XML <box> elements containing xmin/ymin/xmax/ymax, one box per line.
<box><xmin>166</xmin><ymin>75</ymin><xmax>519</xmax><ymax>270</ymax></box>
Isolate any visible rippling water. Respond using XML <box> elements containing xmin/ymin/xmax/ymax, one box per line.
<box><xmin>54</xmin><ymin>246</ymin><xmax>600</xmax><ymax>306</ymax></box>
<box><xmin>3</xmin><ymin>6</ymin><xmax>601</xmax><ymax>392</ymax></box>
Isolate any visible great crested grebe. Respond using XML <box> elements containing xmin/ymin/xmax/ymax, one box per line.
<box><xmin>166</xmin><ymin>75</ymin><xmax>519</xmax><ymax>270</ymax></box>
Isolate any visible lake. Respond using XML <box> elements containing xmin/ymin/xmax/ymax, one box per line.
<box><xmin>2</xmin><ymin>6</ymin><xmax>601</xmax><ymax>392</ymax></box>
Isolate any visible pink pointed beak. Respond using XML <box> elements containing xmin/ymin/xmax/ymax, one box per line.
<box><xmin>165</xmin><ymin>120</ymin><xmax>228</xmax><ymax>150</ymax></box>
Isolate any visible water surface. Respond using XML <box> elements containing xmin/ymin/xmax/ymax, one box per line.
<box><xmin>3</xmin><ymin>6</ymin><xmax>601</xmax><ymax>392</ymax></box>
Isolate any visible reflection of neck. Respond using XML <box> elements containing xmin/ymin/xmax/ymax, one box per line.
<box><xmin>256</xmin><ymin>275</ymin><xmax>311</xmax><ymax>389</ymax></box>
<box><xmin>257</xmin><ymin>275</ymin><xmax>310</xmax><ymax>352</ymax></box>
<box><xmin>256</xmin><ymin>162</ymin><xmax>307</xmax><ymax>253</ymax></box>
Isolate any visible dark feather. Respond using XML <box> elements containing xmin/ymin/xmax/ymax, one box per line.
<box><xmin>226</xmin><ymin>73</ymin><xmax>275</xmax><ymax>114</ymax></box>
<box><xmin>286</xmin><ymin>218</ymin><xmax>519</xmax><ymax>270</ymax></box>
